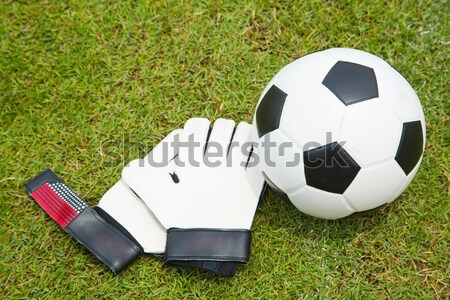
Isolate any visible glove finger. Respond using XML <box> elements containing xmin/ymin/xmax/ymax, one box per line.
<box><xmin>177</xmin><ymin>118</ymin><xmax>211</xmax><ymax>169</ymax></box>
<box><xmin>228</xmin><ymin>121</ymin><xmax>253</xmax><ymax>168</ymax></box>
<box><xmin>204</xmin><ymin>118</ymin><xmax>236</xmax><ymax>166</ymax></box>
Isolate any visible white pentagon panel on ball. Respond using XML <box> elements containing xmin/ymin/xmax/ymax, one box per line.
<box><xmin>338</xmin><ymin>99</ymin><xmax>403</xmax><ymax>167</ymax></box>
<box><xmin>392</xmin><ymin>157</ymin><xmax>423</xmax><ymax>201</ymax></box>
<box><xmin>376</xmin><ymin>65</ymin><xmax>425</xmax><ymax>123</ymax></box>
<box><xmin>325</xmin><ymin>48</ymin><xmax>391</xmax><ymax>70</ymax></box>
<box><xmin>280</xmin><ymin>85</ymin><xmax>346</xmax><ymax>147</ymax></box>
<box><xmin>288</xmin><ymin>186</ymin><xmax>354</xmax><ymax>219</ymax></box>
<box><xmin>343</xmin><ymin>160</ymin><xmax>406</xmax><ymax>211</ymax></box>
<box><xmin>258</xmin><ymin>129</ymin><xmax>306</xmax><ymax>193</ymax></box>
<box><xmin>254</xmin><ymin>51</ymin><xmax>338</xmax><ymax>118</ymax></box>
<box><xmin>271</xmin><ymin>50</ymin><xmax>339</xmax><ymax>95</ymax></box>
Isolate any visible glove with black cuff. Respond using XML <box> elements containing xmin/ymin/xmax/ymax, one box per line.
<box><xmin>24</xmin><ymin>130</ymin><xmax>181</xmax><ymax>274</ymax></box>
<box><xmin>122</xmin><ymin>118</ymin><xmax>265</xmax><ymax>276</ymax></box>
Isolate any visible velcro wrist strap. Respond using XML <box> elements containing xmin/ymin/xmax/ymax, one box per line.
<box><xmin>24</xmin><ymin>169</ymin><xmax>141</xmax><ymax>274</ymax></box>
<box><xmin>165</xmin><ymin>228</ymin><xmax>251</xmax><ymax>264</ymax></box>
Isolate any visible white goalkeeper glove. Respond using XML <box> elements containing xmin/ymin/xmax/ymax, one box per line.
<box><xmin>122</xmin><ymin>118</ymin><xmax>265</xmax><ymax>275</ymax></box>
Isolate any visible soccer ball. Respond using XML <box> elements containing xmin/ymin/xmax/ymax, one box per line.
<box><xmin>253</xmin><ymin>48</ymin><xmax>425</xmax><ymax>219</ymax></box>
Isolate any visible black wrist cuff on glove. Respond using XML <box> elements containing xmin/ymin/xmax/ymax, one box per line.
<box><xmin>24</xmin><ymin>169</ymin><xmax>142</xmax><ymax>274</ymax></box>
<box><xmin>165</xmin><ymin>228</ymin><xmax>251</xmax><ymax>275</ymax></box>
<box><xmin>167</xmin><ymin>260</ymin><xmax>239</xmax><ymax>276</ymax></box>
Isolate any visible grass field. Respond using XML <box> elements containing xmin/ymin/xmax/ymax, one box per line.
<box><xmin>1</xmin><ymin>0</ymin><xmax>449</xmax><ymax>298</ymax></box>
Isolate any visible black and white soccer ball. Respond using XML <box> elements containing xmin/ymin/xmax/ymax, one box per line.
<box><xmin>253</xmin><ymin>48</ymin><xmax>425</xmax><ymax>219</ymax></box>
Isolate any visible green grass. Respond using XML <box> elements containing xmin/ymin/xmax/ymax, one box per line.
<box><xmin>1</xmin><ymin>0</ymin><xmax>448</xmax><ymax>298</ymax></box>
